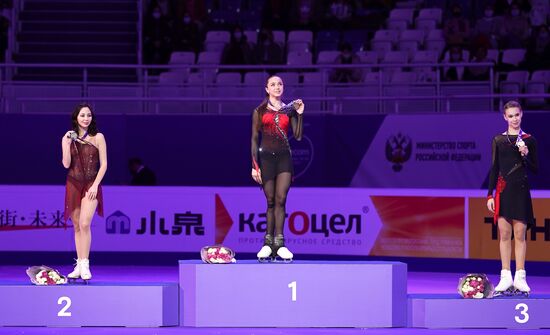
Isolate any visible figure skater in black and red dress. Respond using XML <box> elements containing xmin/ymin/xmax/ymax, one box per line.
<box><xmin>62</xmin><ymin>103</ymin><xmax>107</xmax><ymax>282</ymax></box>
<box><xmin>251</xmin><ymin>75</ymin><xmax>304</xmax><ymax>262</ymax></box>
<box><xmin>487</xmin><ymin>100</ymin><xmax>538</xmax><ymax>296</ymax></box>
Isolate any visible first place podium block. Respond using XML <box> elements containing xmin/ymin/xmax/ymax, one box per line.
<box><xmin>0</xmin><ymin>283</ymin><xmax>179</xmax><ymax>327</ymax></box>
<box><xmin>179</xmin><ymin>260</ymin><xmax>407</xmax><ymax>327</ymax></box>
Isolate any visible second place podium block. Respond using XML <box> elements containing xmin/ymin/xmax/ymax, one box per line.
<box><xmin>0</xmin><ymin>283</ymin><xmax>178</xmax><ymax>327</ymax></box>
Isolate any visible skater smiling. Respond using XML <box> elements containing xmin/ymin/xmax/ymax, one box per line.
<box><xmin>251</xmin><ymin>75</ymin><xmax>304</xmax><ymax>262</ymax></box>
<box><xmin>487</xmin><ymin>101</ymin><xmax>538</xmax><ymax>295</ymax></box>
<box><xmin>62</xmin><ymin>103</ymin><xmax>107</xmax><ymax>282</ymax></box>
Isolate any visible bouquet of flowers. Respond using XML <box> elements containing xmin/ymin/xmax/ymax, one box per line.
<box><xmin>200</xmin><ymin>245</ymin><xmax>236</xmax><ymax>264</ymax></box>
<box><xmin>26</xmin><ymin>266</ymin><xmax>68</xmax><ymax>285</ymax></box>
<box><xmin>458</xmin><ymin>273</ymin><xmax>494</xmax><ymax>299</ymax></box>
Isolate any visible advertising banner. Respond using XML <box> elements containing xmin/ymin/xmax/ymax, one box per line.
<box><xmin>0</xmin><ymin>186</ymin><xmax>464</xmax><ymax>258</ymax></box>
<box><xmin>468</xmin><ymin>194</ymin><xmax>550</xmax><ymax>262</ymax></box>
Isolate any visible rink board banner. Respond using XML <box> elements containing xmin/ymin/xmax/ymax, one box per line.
<box><xmin>0</xmin><ymin>186</ymin><xmax>463</xmax><ymax>257</ymax></box>
<box><xmin>368</xmin><ymin>196</ymin><xmax>464</xmax><ymax>258</ymax></box>
<box><xmin>468</xmin><ymin>194</ymin><xmax>550</xmax><ymax>262</ymax></box>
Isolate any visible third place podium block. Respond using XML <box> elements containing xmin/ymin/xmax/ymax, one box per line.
<box><xmin>409</xmin><ymin>294</ymin><xmax>550</xmax><ymax>329</ymax></box>
<box><xmin>179</xmin><ymin>260</ymin><xmax>407</xmax><ymax>327</ymax></box>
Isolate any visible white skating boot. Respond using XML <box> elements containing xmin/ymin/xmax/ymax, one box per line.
<box><xmin>67</xmin><ymin>259</ymin><xmax>81</xmax><ymax>280</ymax></box>
<box><xmin>80</xmin><ymin>258</ymin><xmax>92</xmax><ymax>282</ymax></box>
<box><xmin>494</xmin><ymin>269</ymin><xmax>514</xmax><ymax>296</ymax></box>
<box><xmin>514</xmin><ymin>269</ymin><xmax>530</xmax><ymax>296</ymax></box>
<box><xmin>274</xmin><ymin>234</ymin><xmax>293</xmax><ymax>263</ymax></box>
<box><xmin>257</xmin><ymin>234</ymin><xmax>273</xmax><ymax>263</ymax></box>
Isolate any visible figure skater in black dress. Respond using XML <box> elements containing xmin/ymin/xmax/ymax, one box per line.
<box><xmin>487</xmin><ymin>100</ymin><xmax>538</xmax><ymax>295</ymax></box>
<box><xmin>251</xmin><ymin>75</ymin><xmax>304</xmax><ymax>262</ymax></box>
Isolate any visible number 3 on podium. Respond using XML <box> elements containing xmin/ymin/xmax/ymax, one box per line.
<box><xmin>515</xmin><ymin>303</ymin><xmax>529</xmax><ymax>324</ymax></box>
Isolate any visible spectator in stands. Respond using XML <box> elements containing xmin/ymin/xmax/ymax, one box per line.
<box><xmin>253</xmin><ymin>28</ymin><xmax>284</xmax><ymax>65</ymax></box>
<box><xmin>528</xmin><ymin>0</ymin><xmax>549</xmax><ymax>28</ymax></box>
<box><xmin>444</xmin><ymin>3</ymin><xmax>471</xmax><ymax>47</ymax></box>
<box><xmin>148</xmin><ymin>0</ymin><xmax>174</xmax><ymax>19</ymax></box>
<box><xmin>493</xmin><ymin>0</ymin><xmax>531</xmax><ymax>17</ymax></box>
<box><xmin>129</xmin><ymin>158</ymin><xmax>157</xmax><ymax>186</ymax></box>
<box><xmin>472</xmin><ymin>4</ymin><xmax>501</xmax><ymax>50</ymax></box>
<box><xmin>221</xmin><ymin>25</ymin><xmax>254</xmax><ymax>65</ymax></box>
<box><xmin>523</xmin><ymin>25</ymin><xmax>550</xmax><ymax>70</ymax></box>
<box><xmin>329</xmin><ymin>42</ymin><xmax>362</xmax><ymax>83</ymax></box>
<box><xmin>174</xmin><ymin>0</ymin><xmax>207</xmax><ymax>29</ymax></box>
<box><xmin>172</xmin><ymin>11</ymin><xmax>200</xmax><ymax>52</ymax></box>
<box><xmin>0</xmin><ymin>5</ymin><xmax>9</xmax><ymax>62</ymax></box>
<box><xmin>353</xmin><ymin>0</ymin><xmax>392</xmax><ymax>29</ymax></box>
<box><xmin>499</xmin><ymin>2</ymin><xmax>531</xmax><ymax>48</ymax></box>
<box><xmin>262</xmin><ymin>0</ymin><xmax>290</xmax><ymax>30</ymax></box>
<box><xmin>290</xmin><ymin>0</ymin><xmax>321</xmax><ymax>31</ymax></box>
<box><xmin>465</xmin><ymin>46</ymin><xmax>492</xmax><ymax>81</ymax></box>
<box><xmin>324</xmin><ymin>0</ymin><xmax>355</xmax><ymax>29</ymax></box>
<box><xmin>144</xmin><ymin>5</ymin><xmax>172</xmax><ymax>67</ymax></box>
<box><xmin>442</xmin><ymin>45</ymin><xmax>467</xmax><ymax>81</ymax></box>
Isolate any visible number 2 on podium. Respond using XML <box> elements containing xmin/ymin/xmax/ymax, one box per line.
<box><xmin>57</xmin><ymin>296</ymin><xmax>72</xmax><ymax>317</ymax></box>
<box><xmin>288</xmin><ymin>281</ymin><xmax>297</xmax><ymax>302</ymax></box>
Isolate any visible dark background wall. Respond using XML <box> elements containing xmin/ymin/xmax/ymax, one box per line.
<box><xmin>1</xmin><ymin>113</ymin><xmax>548</xmax><ymax>188</ymax></box>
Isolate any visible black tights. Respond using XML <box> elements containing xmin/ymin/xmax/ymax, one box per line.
<box><xmin>262</xmin><ymin>172</ymin><xmax>292</xmax><ymax>237</ymax></box>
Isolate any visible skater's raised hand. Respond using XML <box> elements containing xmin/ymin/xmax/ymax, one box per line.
<box><xmin>293</xmin><ymin>99</ymin><xmax>305</xmax><ymax>114</ymax></box>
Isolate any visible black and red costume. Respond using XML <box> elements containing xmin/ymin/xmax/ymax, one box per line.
<box><xmin>251</xmin><ymin>101</ymin><xmax>303</xmax><ymax>250</ymax></box>
<box><xmin>488</xmin><ymin>133</ymin><xmax>538</xmax><ymax>228</ymax></box>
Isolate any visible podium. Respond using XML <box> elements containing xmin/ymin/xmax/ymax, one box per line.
<box><xmin>0</xmin><ymin>283</ymin><xmax>178</xmax><ymax>327</ymax></box>
<box><xmin>409</xmin><ymin>294</ymin><xmax>550</xmax><ymax>329</ymax></box>
<box><xmin>179</xmin><ymin>260</ymin><xmax>407</xmax><ymax>327</ymax></box>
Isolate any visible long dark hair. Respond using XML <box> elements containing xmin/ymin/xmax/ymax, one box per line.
<box><xmin>254</xmin><ymin>75</ymin><xmax>281</xmax><ymax>114</ymax></box>
<box><xmin>71</xmin><ymin>102</ymin><xmax>98</xmax><ymax>136</ymax></box>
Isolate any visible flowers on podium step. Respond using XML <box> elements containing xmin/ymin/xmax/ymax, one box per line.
<box><xmin>458</xmin><ymin>273</ymin><xmax>494</xmax><ymax>298</ymax></box>
<box><xmin>26</xmin><ymin>266</ymin><xmax>68</xmax><ymax>285</ymax></box>
<box><xmin>200</xmin><ymin>246</ymin><xmax>236</xmax><ymax>264</ymax></box>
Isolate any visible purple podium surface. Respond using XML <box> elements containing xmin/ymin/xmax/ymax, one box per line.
<box><xmin>409</xmin><ymin>294</ymin><xmax>550</xmax><ymax>329</ymax></box>
<box><xmin>179</xmin><ymin>260</ymin><xmax>407</xmax><ymax>327</ymax></box>
<box><xmin>0</xmin><ymin>283</ymin><xmax>178</xmax><ymax>327</ymax></box>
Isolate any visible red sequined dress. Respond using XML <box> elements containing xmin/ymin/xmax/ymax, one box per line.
<box><xmin>64</xmin><ymin>139</ymin><xmax>104</xmax><ymax>222</ymax></box>
<box><xmin>251</xmin><ymin>103</ymin><xmax>303</xmax><ymax>181</ymax></box>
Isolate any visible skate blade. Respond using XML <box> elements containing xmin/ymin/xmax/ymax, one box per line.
<box><xmin>258</xmin><ymin>257</ymin><xmax>272</xmax><ymax>263</ymax></box>
<box><xmin>512</xmin><ymin>289</ymin><xmax>530</xmax><ymax>297</ymax></box>
<box><xmin>272</xmin><ymin>256</ymin><xmax>293</xmax><ymax>263</ymax></box>
<box><xmin>68</xmin><ymin>277</ymin><xmax>91</xmax><ymax>285</ymax></box>
<box><xmin>494</xmin><ymin>288</ymin><xmax>515</xmax><ymax>297</ymax></box>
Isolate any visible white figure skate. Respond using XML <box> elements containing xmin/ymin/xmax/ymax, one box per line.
<box><xmin>513</xmin><ymin>269</ymin><xmax>530</xmax><ymax>297</ymax></box>
<box><xmin>257</xmin><ymin>245</ymin><xmax>273</xmax><ymax>263</ymax></box>
<box><xmin>67</xmin><ymin>259</ymin><xmax>81</xmax><ymax>280</ymax></box>
<box><xmin>80</xmin><ymin>258</ymin><xmax>92</xmax><ymax>282</ymax></box>
<box><xmin>257</xmin><ymin>234</ymin><xmax>274</xmax><ymax>263</ymax></box>
<box><xmin>273</xmin><ymin>234</ymin><xmax>293</xmax><ymax>263</ymax></box>
<box><xmin>494</xmin><ymin>269</ymin><xmax>514</xmax><ymax>297</ymax></box>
